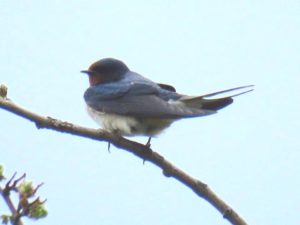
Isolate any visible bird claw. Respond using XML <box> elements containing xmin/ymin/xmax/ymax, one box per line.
<box><xmin>142</xmin><ymin>137</ymin><xmax>153</xmax><ymax>164</ymax></box>
<box><xmin>107</xmin><ymin>142</ymin><xmax>111</xmax><ymax>153</ymax></box>
<box><xmin>145</xmin><ymin>137</ymin><xmax>152</xmax><ymax>148</ymax></box>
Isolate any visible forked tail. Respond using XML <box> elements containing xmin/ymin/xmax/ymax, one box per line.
<box><xmin>180</xmin><ymin>85</ymin><xmax>254</xmax><ymax>111</ymax></box>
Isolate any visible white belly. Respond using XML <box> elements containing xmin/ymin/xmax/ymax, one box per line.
<box><xmin>86</xmin><ymin>105</ymin><xmax>174</xmax><ymax>136</ymax></box>
<box><xmin>87</xmin><ymin>105</ymin><xmax>138</xmax><ymax>135</ymax></box>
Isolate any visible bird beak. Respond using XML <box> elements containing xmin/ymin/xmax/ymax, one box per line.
<box><xmin>81</xmin><ymin>70</ymin><xmax>94</xmax><ymax>75</ymax></box>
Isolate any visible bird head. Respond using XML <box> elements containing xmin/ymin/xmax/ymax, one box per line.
<box><xmin>81</xmin><ymin>58</ymin><xmax>129</xmax><ymax>86</ymax></box>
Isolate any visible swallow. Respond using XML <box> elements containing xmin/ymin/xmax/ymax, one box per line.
<box><xmin>82</xmin><ymin>58</ymin><xmax>253</xmax><ymax>144</ymax></box>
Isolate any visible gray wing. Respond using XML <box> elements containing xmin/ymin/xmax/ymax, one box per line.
<box><xmin>84</xmin><ymin>83</ymin><xmax>214</xmax><ymax>119</ymax></box>
<box><xmin>157</xmin><ymin>83</ymin><xmax>176</xmax><ymax>92</ymax></box>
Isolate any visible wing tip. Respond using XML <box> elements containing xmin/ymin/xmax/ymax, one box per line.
<box><xmin>202</xmin><ymin>84</ymin><xmax>255</xmax><ymax>98</ymax></box>
<box><xmin>230</xmin><ymin>88</ymin><xmax>254</xmax><ymax>98</ymax></box>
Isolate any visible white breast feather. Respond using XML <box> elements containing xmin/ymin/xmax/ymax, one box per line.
<box><xmin>86</xmin><ymin>105</ymin><xmax>138</xmax><ymax>135</ymax></box>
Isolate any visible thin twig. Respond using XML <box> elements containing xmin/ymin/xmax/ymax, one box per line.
<box><xmin>0</xmin><ymin>177</ymin><xmax>24</xmax><ymax>225</ymax></box>
<box><xmin>0</xmin><ymin>97</ymin><xmax>248</xmax><ymax>225</ymax></box>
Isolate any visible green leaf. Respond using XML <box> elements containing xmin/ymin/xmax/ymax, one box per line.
<box><xmin>18</xmin><ymin>181</ymin><xmax>34</xmax><ymax>197</ymax></box>
<box><xmin>0</xmin><ymin>84</ymin><xmax>8</xmax><ymax>98</ymax></box>
<box><xmin>29</xmin><ymin>204</ymin><xmax>48</xmax><ymax>219</ymax></box>
<box><xmin>1</xmin><ymin>214</ymin><xmax>10</xmax><ymax>224</ymax></box>
<box><xmin>0</xmin><ymin>165</ymin><xmax>4</xmax><ymax>181</ymax></box>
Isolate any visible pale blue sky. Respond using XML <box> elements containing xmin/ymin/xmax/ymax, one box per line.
<box><xmin>1</xmin><ymin>1</ymin><xmax>299</xmax><ymax>225</ymax></box>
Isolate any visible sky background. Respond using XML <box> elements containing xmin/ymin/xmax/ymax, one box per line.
<box><xmin>0</xmin><ymin>1</ymin><xmax>299</xmax><ymax>225</ymax></box>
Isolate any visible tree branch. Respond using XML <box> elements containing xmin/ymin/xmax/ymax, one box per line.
<box><xmin>0</xmin><ymin>170</ymin><xmax>47</xmax><ymax>224</ymax></box>
<box><xmin>0</xmin><ymin>93</ymin><xmax>248</xmax><ymax>225</ymax></box>
<box><xmin>0</xmin><ymin>172</ymin><xmax>25</xmax><ymax>225</ymax></box>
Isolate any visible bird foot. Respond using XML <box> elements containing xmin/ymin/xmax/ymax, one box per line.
<box><xmin>107</xmin><ymin>142</ymin><xmax>111</xmax><ymax>153</ymax></box>
<box><xmin>145</xmin><ymin>137</ymin><xmax>152</xmax><ymax>148</ymax></box>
